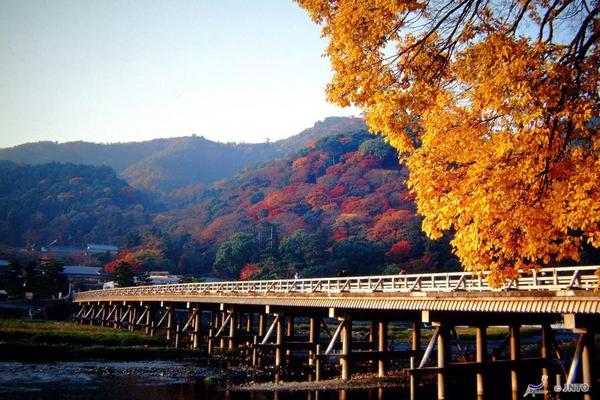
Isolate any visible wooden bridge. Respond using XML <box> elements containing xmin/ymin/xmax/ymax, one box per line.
<box><xmin>73</xmin><ymin>265</ymin><xmax>600</xmax><ymax>400</ymax></box>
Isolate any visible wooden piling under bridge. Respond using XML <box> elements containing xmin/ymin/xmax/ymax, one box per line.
<box><xmin>73</xmin><ymin>265</ymin><xmax>600</xmax><ymax>400</ymax></box>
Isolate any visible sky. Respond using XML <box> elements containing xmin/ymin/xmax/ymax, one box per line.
<box><xmin>0</xmin><ymin>0</ymin><xmax>359</xmax><ymax>148</ymax></box>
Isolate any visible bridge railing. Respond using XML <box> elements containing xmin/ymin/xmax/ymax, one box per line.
<box><xmin>73</xmin><ymin>265</ymin><xmax>599</xmax><ymax>301</ymax></box>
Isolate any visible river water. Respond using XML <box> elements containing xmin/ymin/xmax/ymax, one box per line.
<box><xmin>0</xmin><ymin>359</ymin><xmax>556</xmax><ymax>400</ymax></box>
<box><xmin>0</xmin><ymin>361</ymin><xmax>442</xmax><ymax>400</ymax></box>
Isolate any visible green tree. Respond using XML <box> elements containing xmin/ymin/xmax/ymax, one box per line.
<box><xmin>213</xmin><ymin>232</ymin><xmax>259</xmax><ymax>278</ymax></box>
<box><xmin>21</xmin><ymin>260</ymin><xmax>67</xmax><ymax>299</ymax></box>
<box><xmin>39</xmin><ymin>260</ymin><xmax>68</xmax><ymax>298</ymax></box>
<box><xmin>358</xmin><ymin>138</ymin><xmax>396</xmax><ymax>164</ymax></box>
<box><xmin>280</xmin><ymin>230</ymin><xmax>328</xmax><ymax>275</ymax></box>
<box><xmin>123</xmin><ymin>230</ymin><xmax>142</xmax><ymax>247</ymax></box>
<box><xmin>114</xmin><ymin>262</ymin><xmax>135</xmax><ymax>287</ymax></box>
<box><xmin>332</xmin><ymin>239</ymin><xmax>386</xmax><ymax>275</ymax></box>
<box><xmin>0</xmin><ymin>260</ymin><xmax>24</xmax><ymax>299</ymax></box>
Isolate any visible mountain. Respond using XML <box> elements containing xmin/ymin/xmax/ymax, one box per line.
<box><xmin>151</xmin><ymin>130</ymin><xmax>458</xmax><ymax>278</ymax></box>
<box><xmin>0</xmin><ymin>117</ymin><xmax>366</xmax><ymax>194</ymax></box>
<box><xmin>0</xmin><ymin>161</ymin><xmax>151</xmax><ymax>248</ymax></box>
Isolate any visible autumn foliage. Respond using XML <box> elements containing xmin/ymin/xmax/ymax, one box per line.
<box><xmin>296</xmin><ymin>0</ymin><xmax>600</xmax><ymax>284</ymax></box>
<box><xmin>104</xmin><ymin>251</ymin><xmax>143</xmax><ymax>274</ymax></box>
<box><xmin>239</xmin><ymin>263</ymin><xmax>261</xmax><ymax>281</ymax></box>
<box><xmin>156</xmin><ymin>132</ymin><xmax>458</xmax><ymax>278</ymax></box>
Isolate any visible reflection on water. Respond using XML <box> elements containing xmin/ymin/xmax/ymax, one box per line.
<box><xmin>0</xmin><ymin>361</ymin><xmax>419</xmax><ymax>400</ymax></box>
<box><xmin>0</xmin><ymin>361</ymin><xmax>539</xmax><ymax>400</ymax></box>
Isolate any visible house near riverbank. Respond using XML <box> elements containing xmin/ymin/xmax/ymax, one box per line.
<box><xmin>63</xmin><ymin>265</ymin><xmax>108</xmax><ymax>291</ymax></box>
<box><xmin>85</xmin><ymin>244</ymin><xmax>119</xmax><ymax>256</ymax></box>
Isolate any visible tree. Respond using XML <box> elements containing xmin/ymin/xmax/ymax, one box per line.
<box><xmin>331</xmin><ymin>239</ymin><xmax>386</xmax><ymax>275</ymax></box>
<box><xmin>114</xmin><ymin>262</ymin><xmax>135</xmax><ymax>287</ymax></box>
<box><xmin>214</xmin><ymin>232</ymin><xmax>259</xmax><ymax>278</ymax></box>
<box><xmin>0</xmin><ymin>261</ymin><xmax>24</xmax><ymax>299</ymax></box>
<box><xmin>38</xmin><ymin>260</ymin><xmax>68</xmax><ymax>298</ymax></box>
<box><xmin>280</xmin><ymin>230</ymin><xmax>329</xmax><ymax>273</ymax></box>
<box><xmin>296</xmin><ymin>0</ymin><xmax>600</xmax><ymax>284</ymax></box>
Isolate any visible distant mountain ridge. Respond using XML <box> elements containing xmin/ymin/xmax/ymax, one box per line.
<box><xmin>0</xmin><ymin>117</ymin><xmax>366</xmax><ymax>193</ymax></box>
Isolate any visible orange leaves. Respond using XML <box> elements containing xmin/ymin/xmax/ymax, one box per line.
<box><xmin>297</xmin><ymin>0</ymin><xmax>600</xmax><ymax>284</ymax></box>
<box><xmin>239</xmin><ymin>263</ymin><xmax>261</xmax><ymax>281</ymax></box>
<box><xmin>386</xmin><ymin>240</ymin><xmax>411</xmax><ymax>263</ymax></box>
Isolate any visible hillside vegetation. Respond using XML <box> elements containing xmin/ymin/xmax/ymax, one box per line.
<box><xmin>0</xmin><ymin>161</ymin><xmax>150</xmax><ymax>248</ymax></box>
<box><xmin>147</xmin><ymin>130</ymin><xmax>458</xmax><ymax>278</ymax></box>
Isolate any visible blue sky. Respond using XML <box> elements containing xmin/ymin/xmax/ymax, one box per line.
<box><xmin>0</xmin><ymin>0</ymin><xmax>359</xmax><ymax>148</ymax></box>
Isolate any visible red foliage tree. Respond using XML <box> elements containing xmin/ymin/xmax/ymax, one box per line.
<box><xmin>386</xmin><ymin>240</ymin><xmax>412</xmax><ymax>263</ymax></box>
<box><xmin>239</xmin><ymin>263</ymin><xmax>261</xmax><ymax>280</ymax></box>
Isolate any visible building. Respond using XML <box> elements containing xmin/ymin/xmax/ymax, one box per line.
<box><xmin>0</xmin><ymin>260</ymin><xmax>9</xmax><ymax>273</ymax></box>
<box><xmin>145</xmin><ymin>271</ymin><xmax>181</xmax><ymax>285</ymax></box>
<box><xmin>86</xmin><ymin>244</ymin><xmax>119</xmax><ymax>255</ymax></box>
<box><xmin>63</xmin><ymin>265</ymin><xmax>108</xmax><ymax>291</ymax></box>
<box><xmin>40</xmin><ymin>245</ymin><xmax>83</xmax><ymax>256</ymax></box>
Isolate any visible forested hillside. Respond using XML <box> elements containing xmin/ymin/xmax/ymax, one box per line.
<box><xmin>0</xmin><ymin>119</ymin><xmax>458</xmax><ymax>279</ymax></box>
<box><xmin>0</xmin><ymin>161</ymin><xmax>150</xmax><ymax>248</ymax></box>
<box><xmin>145</xmin><ymin>130</ymin><xmax>458</xmax><ymax>278</ymax></box>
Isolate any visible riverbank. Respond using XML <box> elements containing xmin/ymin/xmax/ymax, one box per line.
<box><xmin>0</xmin><ymin>319</ymin><xmax>200</xmax><ymax>362</ymax></box>
<box><xmin>231</xmin><ymin>374</ymin><xmax>410</xmax><ymax>392</ymax></box>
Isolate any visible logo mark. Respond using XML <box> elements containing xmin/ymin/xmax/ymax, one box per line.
<box><xmin>523</xmin><ymin>375</ymin><xmax>548</xmax><ymax>397</ymax></box>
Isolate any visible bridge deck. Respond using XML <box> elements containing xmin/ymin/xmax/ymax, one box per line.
<box><xmin>74</xmin><ymin>266</ymin><xmax>600</xmax><ymax>314</ymax></box>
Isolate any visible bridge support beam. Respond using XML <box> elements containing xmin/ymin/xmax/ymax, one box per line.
<box><xmin>113</xmin><ymin>304</ymin><xmax>120</xmax><ymax>329</ymax></box>
<box><xmin>581</xmin><ymin>328</ymin><xmax>595</xmax><ymax>400</ymax></box>
<box><xmin>128</xmin><ymin>305</ymin><xmax>135</xmax><ymax>332</ymax></box>
<box><xmin>341</xmin><ymin>316</ymin><xmax>352</xmax><ymax>381</ymax></box>
<box><xmin>308</xmin><ymin>317</ymin><xmax>318</xmax><ymax>367</ymax></box>
<box><xmin>99</xmin><ymin>304</ymin><xmax>106</xmax><ymax>327</ymax></box>
<box><xmin>275</xmin><ymin>314</ymin><xmax>284</xmax><ymax>369</ymax></box>
<box><xmin>509</xmin><ymin>324</ymin><xmax>520</xmax><ymax>400</ymax></box>
<box><xmin>410</xmin><ymin>320</ymin><xmax>421</xmax><ymax>400</ymax></box>
<box><xmin>565</xmin><ymin>314</ymin><xmax>597</xmax><ymax>400</ymax></box>
<box><xmin>437</xmin><ymin>324</ymin><xmax>449</xmax><ymax>400</ymax></box>
<box><xmin>166</xmin><ymin>305</ymin><xmax>174</xmax><ymax>341</ymax></box>
<box><xmin>192</xmin><ymin>306</ymin><xmax>201</xmax><ymax>349</ymax></box>
<box><xmin>246</xmin><ymin>312</ymin><xmax>253</xmax><ymax>333</ymax></box>
<box><xmin>540</xmin><ymin>324</ymin><xmax>550</xmax><ymax>395</ymax></box>
<box><xmin>145</xmin><ymin>305</ymin><xmax>154</xmax><ymax>336</ymax></box>
<box><xmin>377</xmin><ymin>320</ymin><xmax>387</xmax><ymax>377</ymax></box>
<box><xmin>476</xmin><ymin>325</ymin><xmax>487</xmax><ymax>400</ymax></box>
<box><xmin>228</xmin><ymin>308</ymin><xmax>237</xmax><ymax>350</ymax></box>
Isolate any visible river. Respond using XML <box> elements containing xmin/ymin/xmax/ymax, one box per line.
<box><xmin>0</xmin><ymin>361</ymin><xmax>443</xmax><ymax>400</ymax></box>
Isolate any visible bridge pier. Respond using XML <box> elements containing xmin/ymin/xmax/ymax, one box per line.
<box><xmin>410</xmin><ymin>320</ymin><xmax>421</xmax><ymax>400</ymax></box>
<box><xmin>540</xmin><ymin>324</ymin><xmax>550</xmax><ymax>395</ymax></box>
<box><xmin>127</xmin><ymin>304</ymin><xmax>135</xmax><ymax>332</ymax></box>
<box><xmin>436</xmin><ymin>324</ymin><xmax>449</xmax><ymax>400</ymax></box>
<box><xmin>192</xmin><ymin>305</ymin><xmax>201</xmax><ymax>349</ymax></box>
<box><xmin>286</xmin><ymin>316</ymin><xmax>294</xmax><ymax>360</ymax></box>
<box><xmin>581</xmin><ymin>328</ymin><xmax>595</xmax><ymax>400</ymax></box>
<box><xmin>377</xmin><ymin>320</ymin><xmax>387</xmax><ymax>377</ymax></box>
<box><xmin>566</xmin><ymin>314</ymin><xmax>597</xmax><ymax>400</ymax></box>
<box><xmin>340</xmin><ymin>315</ymin><xmax>352</xmax><ymax>381</ymax></box>
<box><xmin>227</xmin><ymin>307</ymin><xmax>237</xmax><ymax>350</ymax></box>
<box><xmin>275</xmin><ymin>313</ymin><xmax>284</xmax><ymax>369</ymax></box>
<box><xmin>308</xmin><ymin>316</ymin><xmax>318</xmax><ymax>367</ymax></box>
<box><xmin>509</xmin><ymin>324</ymin><xmax>520</xmax><ymax>400</ymax></box>
<box><xmin>476</xmin><ymin>325</ymin><xmax>487</xmax><ymax>400</ymax></box>
<box><xmin>166</xmin><ymin>304</ymin><xmax>174</xmax><ymax>341</ymax></box>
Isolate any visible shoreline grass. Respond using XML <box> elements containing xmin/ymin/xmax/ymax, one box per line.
<box><xmin>0</xmin><ymin>318</ymin><xmax>201</xmax><ymax>362</ymax></box>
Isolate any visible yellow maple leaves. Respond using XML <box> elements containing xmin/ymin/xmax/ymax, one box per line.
<box><xmin>295</xmin><ymin>0</ymin><xmax>600</xmax><ymax>285</ymax></box>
